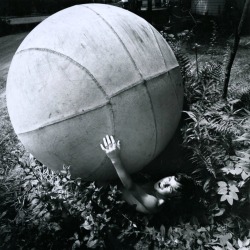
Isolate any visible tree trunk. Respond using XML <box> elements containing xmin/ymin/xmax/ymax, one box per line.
<box><xmin>147</xmin><ymin>0</ymin><xmax>152</xmax><ymax>24</ymax></box>
<box><xmin>222</xmin><ymin>0</ymin><xmax>250</xmax><ymax>99</ymax></box>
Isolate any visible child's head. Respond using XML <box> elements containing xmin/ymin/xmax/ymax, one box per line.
<box><xmin>154</xmin><ymin>174</ymin><xmax>193</xmax><ymax>198</ymax></box>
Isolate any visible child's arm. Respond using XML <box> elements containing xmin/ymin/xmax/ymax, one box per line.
<box><xmin>100</xmin><ymin>135</ymin><xmax>133</xmax><ymax>190</ymax></box>
<box><xmin>100</xmin><ymin>135</ymin><xmax>164</xmax><ymax>213</ymax></box>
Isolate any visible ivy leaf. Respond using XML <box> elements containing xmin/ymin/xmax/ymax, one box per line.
<box><xmin>220</xmin><ymin>194</ymin><xmax>234</xmax><ymax>205</ymax></box>
<box><xmin>229</xmin><ymin>185</ymin><xmax>239</xmax><ymax>193</ymax></box>
<box><xmin>229</xmin><ymin>191</ymin><xmax>238</xmax><ymax>201</ymax></box>
<box><xmin>218</xmin><ymin>187</ymin><xmax>227</xmax><ymax>194</ymax></box>
<box><xmin>234</xmin><ymin>167</ymin><xmax>243</xmax><ymax>175</ymax></box>
<box><xmin>220</xmin><ymin>194</ymin><xmax>227</xmax><ymax>202</ymax></box>
<box><xmin>226</xmin><ymin>195</ymin><xmax>234</xmax><ymax>205</ymax></box>
<box><xmin>218</xmin><ymin>181</ymin><xmax>227</xmax><ymax>187</ymax></box>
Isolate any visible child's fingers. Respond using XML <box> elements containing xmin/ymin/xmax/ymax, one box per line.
<box><xmin>106</xmin><ymin>135</ymin><xmax>111</xmax><ymax>145</ymax></box>
<box><xmin>110</xmin><ymin>135</ymin><xmax>115</xmax><ymax>144</ymax></box>
<box><xmin>103</xmin><ymin>137</ymin><xmax>108</xmax><ymax>147</ymax></box>
<box><xmin>100</xmin><ymin>144</ymin><xmax>105</xmax><ymax>151</ymax></box>
<box><xmin>117</xmin><ymin>140</ymin><xmax>121</xmax><ymax>149</ymax></box>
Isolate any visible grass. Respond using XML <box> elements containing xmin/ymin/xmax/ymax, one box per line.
<box><xmin>0</xmin><ymin>28</ymin><xmax>250</xmax><ymax>249</ymax></box>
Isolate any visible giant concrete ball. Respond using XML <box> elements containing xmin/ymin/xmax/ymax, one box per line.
<box><xmin>6</xmin><ymin>4</ymin><xmax>183</xmax><ymax>180</ymax></box>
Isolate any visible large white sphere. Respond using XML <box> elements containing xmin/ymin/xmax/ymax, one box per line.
<box><xmin>6</xmin><ymin>4</ymin><xmax>183</xmax><ymax>180</ymax></box>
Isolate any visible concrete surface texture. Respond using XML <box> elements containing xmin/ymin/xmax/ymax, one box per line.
<box><xmin>6</xmin><ymin>4</ymin><xmax>183</xmax><ymax>180</ymax></box>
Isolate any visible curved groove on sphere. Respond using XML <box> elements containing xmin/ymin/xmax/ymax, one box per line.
<box><xmin>17</xmin><ymin>102</ymin><xmax>109</xmax><ymax>135</ymax></box>
<box><xmin>167</xmin><ymin>71</ymin><xmax>182</xmax><ymax>110</ymax></box>
<box><xmin>6</xmin><ymin>4</ymin><xmax>183</xmax><ymax>180</ymax></box>
<box><xmin>108</xmin><ymin>66</ymin><xmax>178</xmax><ymax>98</ymax></box>
<box><xmin>15</xmin><ymin>68</ymin><xmax>180</xmax><ymax>136</ymax></box>
<box><xmin>85</xmin><ymin>5</ymin><xmax>158</xmax><ymax>160</ymax></box>
<box><xmin>144</xmin><ymin>82</ymin><xmax>158</xmax><ymax>159</ymax></box>
<box><xmin>148</xmin><ymin>24</ymin><xmax>167</xmax><ymax>68</ymax></box>
<box><xmin>16</xmin><ymin>48</ymin><xmax>117</xmax><ymax>177</ymax></box>
<box><xmin>17</xmin><ymin>48</ymin><xmax>109</xmax><ymax>100</ymax></box>
<box><xmin>16</xmin><ymin>48</ymin><xmax>116</xmax><ymax>137</ymax></box>
<box><xmin>84</xmin><ymin>5</ymin><xmax>143</xmax><ymax>77</ymax></box>
<box><xmin>97</xmin><ymin>102</ymin><xmax>116</xmax><ymax>176</ymax></box>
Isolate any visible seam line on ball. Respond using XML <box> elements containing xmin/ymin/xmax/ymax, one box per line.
<box><xmin>168</xmin><ymin>69</ymin><xmax>183</xmax><ymax>111</ymax></box>
<box><xmin>84</xmin><ymin>5</ymin><xmax>143</xmax><ymax>79</ymax></box>
<box><xmin>148</xmin><ymin>25</ymin><xmax>167</xmax><ymax>68</ymax></box>
<box><xmin>84</xmin><ymin>6</ymin><xmax>158</xmax><ymax>162</ymax></box>
<box><xmin>15</xmin><ymin>67</ymin><xmax>179</xmax><ymax>135</ymax></box>
<box><xmin>144</xmin><ymin>81</ymin><xmax>158</xmax><ymax>159</ymax></box>
<box><xmin>17</xmin><ymin>102</ymin><xmax>109</xmax><ymax>135</ymax></box>
<box><xmin>16</xmin><ymin>47</ymin><xmax>116</xmax><ymax>140</ymax></box>
<box><xmin>16</xmin><ymin>48</ymin><xmax>110</xmax><ymax>101</ymax></box>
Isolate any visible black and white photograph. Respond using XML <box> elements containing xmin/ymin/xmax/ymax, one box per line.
<box><xmin>0</xmin><ymin>0</ymin><xmax>250</xmax><ymax>249</ymax></box>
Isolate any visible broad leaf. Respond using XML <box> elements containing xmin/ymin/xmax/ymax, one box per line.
<box><xmin>218</xmin><ymin>181</ymin><xmax>227</xmax><ymax>187</ymax></box>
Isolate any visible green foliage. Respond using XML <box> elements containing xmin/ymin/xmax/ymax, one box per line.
<box><xmin>0</xmin><ymin>155</ymin><xmax>126</xmax><ymax>249</ymax></box>
<box><xmin>181</xmin><ymin>61</ymin><xmax>250</xmax><ymax>207</ymax></box>
<box><xmin>161</xmin><ymin>29</ymin><xmax>194</xmax><ymax>82</ymax></box>
<box><xmin>1</xmin><ymin>153</ymin><xmax>249</xmax><ymax>249</ymax></box>
<box><xmin>164</xmin><ymin>22</ymin><xmax>250</xmax><ymax>247</ymax></box>
<box><xmin>176</xmin><ymin>24</ymin><xmax>250</xmax><ymax>244</ymax></box>
<box><xmin>1</xmin><ymin>24</ymin><xmax>250</xmax><ymax>249</ymax></box>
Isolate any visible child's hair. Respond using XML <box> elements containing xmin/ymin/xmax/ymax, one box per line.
<box><xmin>174</xmin><ymin>173</ymin><xmax>197</xmax><ymax>198</ymax></box>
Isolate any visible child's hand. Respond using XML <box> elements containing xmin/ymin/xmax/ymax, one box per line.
<box><xmin>100</xmin><ymin>135</ymin><xmax>121</xmax><ymax>162</ymax></box>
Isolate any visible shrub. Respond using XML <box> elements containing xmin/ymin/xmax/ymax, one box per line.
<box><xmin>1</xmin><ymin>24</ymin><xmax>250</xmax><ymax>249</ymax></box>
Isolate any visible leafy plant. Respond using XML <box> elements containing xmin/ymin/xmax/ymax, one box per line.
<box><xmin>1</xmin><ymin>22</ymin><xmax>250</xmax><ymax>249</ymax></box>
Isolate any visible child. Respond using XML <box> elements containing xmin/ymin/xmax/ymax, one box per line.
<box><xmin>100</xmin><ymin>135</ymin><xmax>185</xmax><ymax>214</ymax></box>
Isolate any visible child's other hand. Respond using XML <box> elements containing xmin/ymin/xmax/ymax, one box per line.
<box><xmin>100</xmin><ymin>135</ymin><xmax>121</xmax><ymax>162</ymax></box>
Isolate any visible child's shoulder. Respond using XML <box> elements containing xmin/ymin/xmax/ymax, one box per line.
<box><xmin>122</xmin><ymin>183</ymin><xmax>160</xmax><ymax>214</ymax></box>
